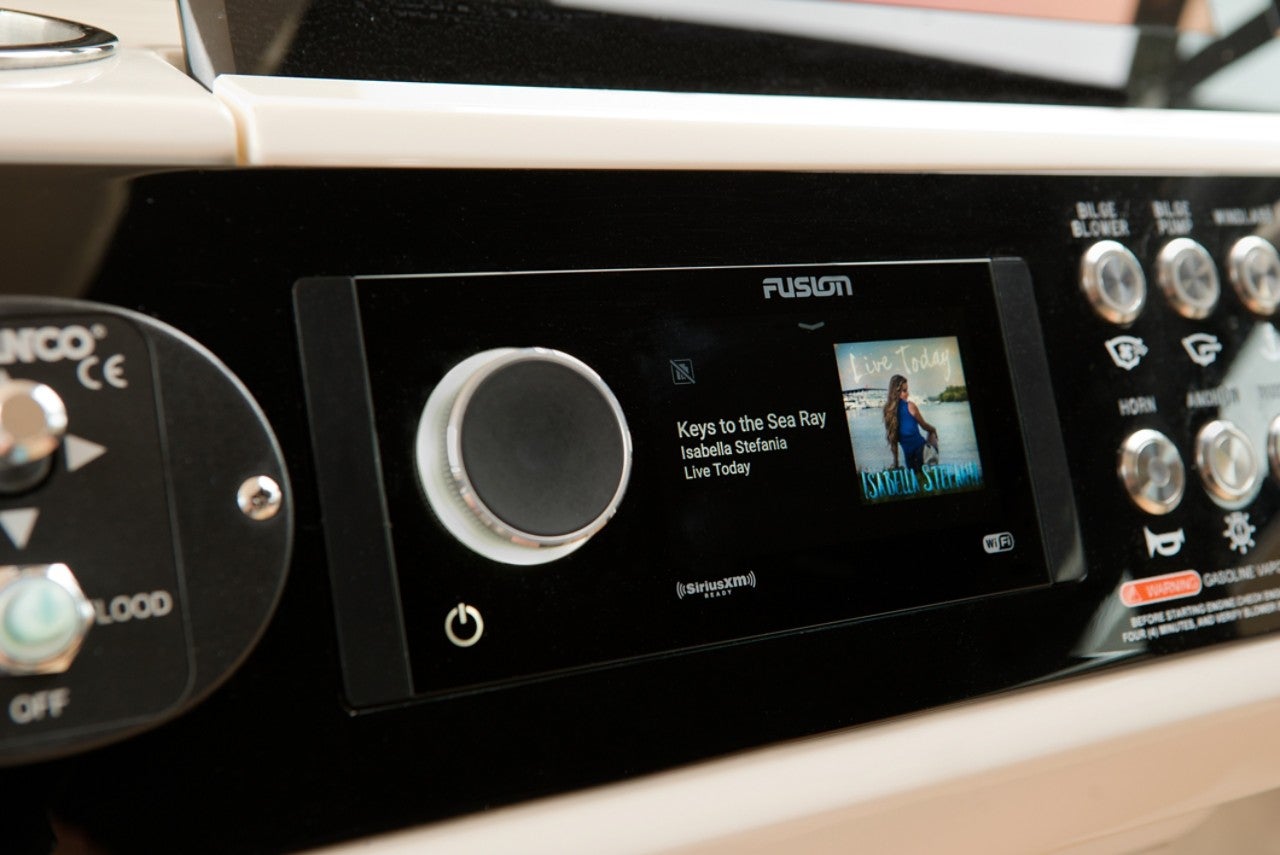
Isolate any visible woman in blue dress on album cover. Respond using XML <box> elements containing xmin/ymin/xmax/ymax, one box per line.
<box><xmin>883</xmin><ymin>374</ymin><xmax>938</xmax><ymax>472</ymax></box>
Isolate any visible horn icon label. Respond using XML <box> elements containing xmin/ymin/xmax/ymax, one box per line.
<box><xmin>1143</xmin><ymin>526</ymin><xmax>1186</xmax><ymax>558</ymax></box>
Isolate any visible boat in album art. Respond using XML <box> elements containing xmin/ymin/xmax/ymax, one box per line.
<box><xmin>834</xmin><ymin>335</ymin><xmax>984</xmax><ymax>504</ymax></box>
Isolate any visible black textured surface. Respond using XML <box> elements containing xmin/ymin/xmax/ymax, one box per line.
<box><xmin>1</xmin><ymin>169</ymin><xmax>1279</xmax><ymax>853</ymax></box>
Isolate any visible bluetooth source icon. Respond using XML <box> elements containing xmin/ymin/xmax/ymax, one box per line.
<box><xmin>670</xmin><ymin>359</ymin><xmax>695</xmax><ymax>385</ymax></box>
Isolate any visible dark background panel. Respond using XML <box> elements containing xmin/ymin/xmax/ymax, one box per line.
<box><xmin>1</xmin><ymin>170</ymin><xmax>1278</xmax><ymax>853</ymax></box>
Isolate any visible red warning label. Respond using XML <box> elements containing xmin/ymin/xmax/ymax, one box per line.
<box><xmin>1120</xmin><ymin>570</ymin><xmax>1203</xmax><ymax>607</ymax></box>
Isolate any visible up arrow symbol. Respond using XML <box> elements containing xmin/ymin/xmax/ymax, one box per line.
<box><xmin>0</xmin><ymin>508</ymin><xmax>39</xmax><ymax>550</ymax></box>
<box><xmin>64</xmin><ymin>435</ymin><xmax>107</xmax><ymax>473</ymax></box>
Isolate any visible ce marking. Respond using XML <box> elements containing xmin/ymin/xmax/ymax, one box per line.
<box><xmin>76</xmin><ymin>355</ymin><xmax>127</xmax><ymax>391</ymax></box>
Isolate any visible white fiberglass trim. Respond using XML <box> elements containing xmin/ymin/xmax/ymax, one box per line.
<box><xmin>0</xmin><ymin>50</ymin><xmax>236</xmax><ymax>166</ymax></box>
<box><xmin>215</xmin><ymin>75</ymin><xmax>1280</xmax><ymax>174</ymax></box>
<box><xmin>308</xmin><ymin>635</ymin><xmax>1280</xmax><ymax>854</ymax></box>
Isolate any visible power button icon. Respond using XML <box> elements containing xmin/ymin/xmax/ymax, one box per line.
<box><xmin>444</xmin><ymin>602</ymin><xmax>484</xmax><ymax>648</ymax></box>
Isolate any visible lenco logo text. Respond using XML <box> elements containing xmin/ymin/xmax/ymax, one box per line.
<box><xmin>762</xmin><ymin>275</ymin><xmax>852</xmax><ymax>299</ymax></box>
<box><xmin>0</xmin><ymin>326</ymin><xmax>99</xmax><ymax>365</ymax></box>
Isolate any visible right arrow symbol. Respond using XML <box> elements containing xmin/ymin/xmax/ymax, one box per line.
<box><xmin>64</xmin><ymin>435</ymin><xmax>107</xmax><ymax>473</ymax></box>
<box><xmin>0</xmin><ymin>508</ymin><xmax>39</xmax><ymax>550</ymax></box>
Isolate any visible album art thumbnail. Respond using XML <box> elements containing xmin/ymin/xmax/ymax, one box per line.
<box><xmin>833</xmin><ymin>336</ymin><xmax>985</xmax><ymax>504</ymax></box>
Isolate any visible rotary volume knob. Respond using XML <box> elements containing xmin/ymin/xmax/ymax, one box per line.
<box><xmin>0</xmin><ymin>379</ymin><xmax>67</xmax><ymax>494</ymax></box>
<box><xmin>416</xmin><ymin>348</ymin><xmax>632</xmax><ymax>565</ymax></box>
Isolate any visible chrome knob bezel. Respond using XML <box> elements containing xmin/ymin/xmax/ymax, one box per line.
<box><xmin>1196</xmin><ymin>420</ymin><xmax>1260</xmax><ymax>509</ymax></box>
<box><xmin>1081</xmin><ymin>241</ymin><xmax>1147</xmax><ymax>325</ymax></box>
<box><xmin>0</xmin><ymin>10</ymin><xmax>117</xmax><ymax>70</ymax></box>
<box><xmin>1228</xmin><ymin>236</ymin><xmax>1280</xmax><ymax>316</ymax></box>
<box><xmin>445</xmin><ymin>348</ymin><xmax>633</xmax><ymax>549</ymax></box>
<box><xmin>416</xmin><ymin>348</ymin><xmax>633</xmax><ymax>566</ymax></box>
<box><xmin>1118</xmin><ymin>429</ymin><xmax>1185</xmax><ymax>515</ymax></box>
<box><xmin>1157</xmin><ymin>238</ymin><xmax>1220</xmax><ymax>319</ymax></box>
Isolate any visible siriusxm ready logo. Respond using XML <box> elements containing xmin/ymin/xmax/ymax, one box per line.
<box><xmin>676</xmin><ymin>572</ymin><xmax>757</xmax><ymax>600</ymax></box>
<box><xmin>762</xmin><ymin>275</ymin><xmax>852</xmax><ymax>300</ymax></box>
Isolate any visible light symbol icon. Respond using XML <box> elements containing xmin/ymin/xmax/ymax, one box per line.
<box><xmin>1222</xmin><ymin>512</ymin><xmax>1257</xmax><ymax>555</ymax></box>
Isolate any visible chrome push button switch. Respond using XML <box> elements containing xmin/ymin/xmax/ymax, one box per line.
<box><xmin>0</xmin><ymin>564</ymin><xmax>93</xmax><ymax>676</ymax></box>
<box><xmin>1119</xmin><ymin>429</ymin><xmax>1185</xmax><ymax>515</ymax></box>
<box><xmin>1081</xmin><ymin>241</ymin><xmax>1146</xmax><ymax>325</ymax></box>
<box><xmin>1196</xmin><ymin>420</ymin><xmax>1260</xmax><ymax>508</ymax></box>
<box><xmin>0</xmin><ymin>379</ymin><xmax>67</xmax><ymax>494</ymax></box>
<box><xmin>1228</xmin><ymin>236</ymin><xmax>1280</xmax><ymax>316</ymax></box>
<box><xmin>1157</xmin><ymin>238</ymin><xmax>1219</xmax><ymax>319</ymax></box>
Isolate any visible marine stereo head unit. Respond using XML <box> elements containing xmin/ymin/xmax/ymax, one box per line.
<box><xmin>296</xmin><ymin>258</ymin><xmax>1081</xmax><ymax>704</ymax></box>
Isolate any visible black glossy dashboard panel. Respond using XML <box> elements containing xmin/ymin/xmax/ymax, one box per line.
<box><xmin>5</xmin><ymin>169</ymin><xmax>1280</xmax><ymax>853</ymax></box>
